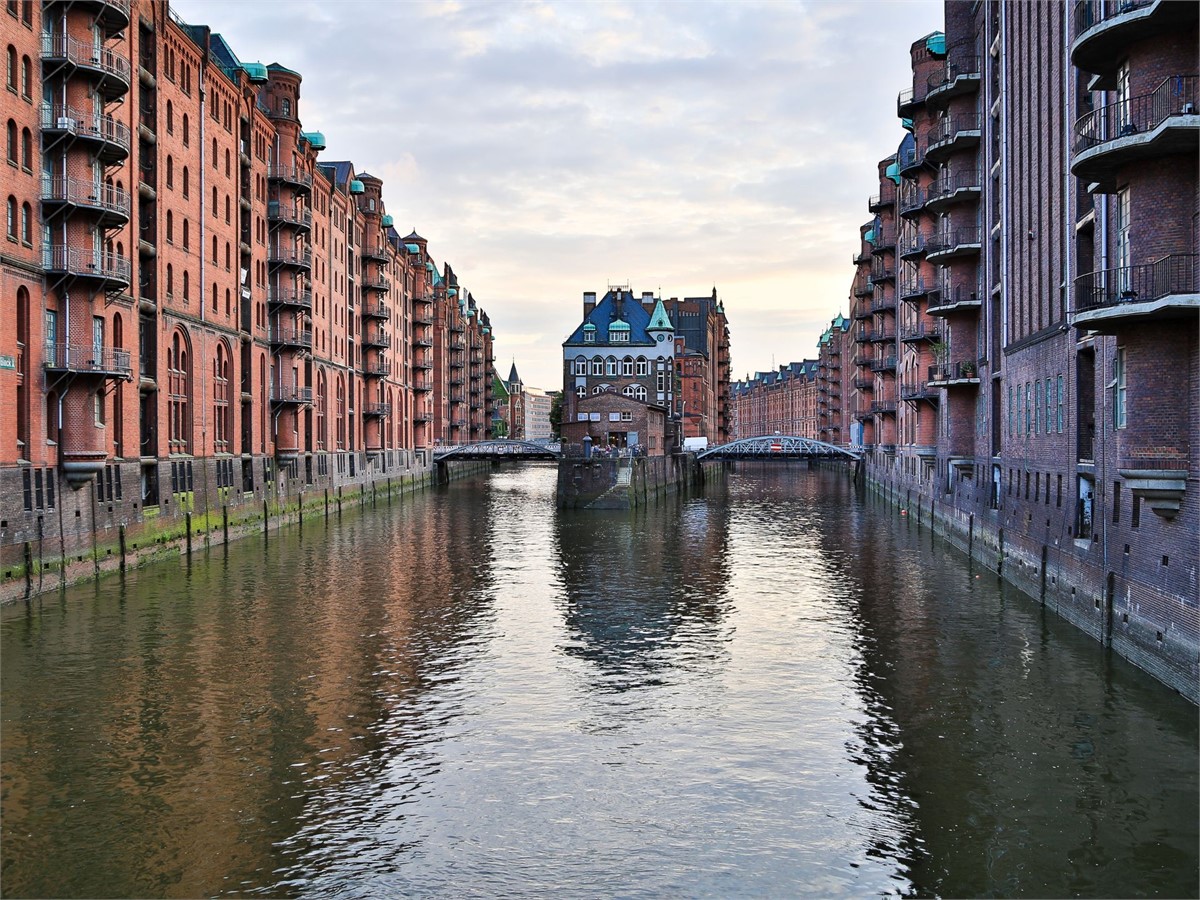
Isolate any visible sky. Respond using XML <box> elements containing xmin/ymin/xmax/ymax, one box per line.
<box><xmin>176</xmin><ymin>0</ymin><xmax>943</xmax><ymax>392</ymax></box>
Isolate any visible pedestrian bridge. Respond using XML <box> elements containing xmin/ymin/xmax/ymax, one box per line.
<box><xmin>696</xmin><ymin>435</ymin><xmax>861</xmax><ymax>461</ymax></box>
<box><xmin>433</xmin><ymin>440</ymin><xmax>562</xmax><ymax>461</ymax></box>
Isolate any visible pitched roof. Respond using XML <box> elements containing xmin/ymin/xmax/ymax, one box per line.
<box><xmin>647</xmin><ymin>298</ymin><xmax>674</xmax><ymax>331</ymax></box>
<box><xmin>563</xmin><ymin>289</ymin><xmax>663</xmax><ymax>347</ymax></box>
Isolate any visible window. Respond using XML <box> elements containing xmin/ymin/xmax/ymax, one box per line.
<box><xmin>583</xmin><ymin>330</ymin><xmax>595</xmax><ymax>343</ymax></box>
<box><xmin>574</xmin><ymin>356</ymin><xmax>586</xmax><ymax>376</ymax></box>
<box><xmin>622</xmin><ymin>357</ymin><xmax>634</xmax><ymax>376</ymax></box>
<box><xmin>167</xmin><ymin>329</ymin><xmax>191</xmax><ymax>453</ymax></box>
<box><xmin>213</xmin><ymin>343</ymin><xmax>230</xmax><ymax>452</ymax></box>
<box><xmin>166</xmin><ymin>209</ymin><xmax>173</xmax><ymax>242</ymax></box>
<box><xmin>166</xmin><ymin>155</ymin><xmax>173</xmax><ymax>189</ymax></box>
<box><xmin>1034</xmin><ymin>380</ymin><xmax>1041</xmax><ymax>434</ymax></box>
<box><xmin>182</xmin><ymin>269</ymin><xmax>190</xmax><ymax>302</ymax></box>
<box><xmin>575</xmin><ymin>385</ymin><xmax>586</xmax><ymax>398</ymax></box>
<box><xmin>5</xmin><ymin>194</ymin><xmax>15</xmax><ymax>239</ymax></box>
<box><xmin>182</xmin><ymin>218</ymin><xmax>189</xmax><ymax>249</ymax></box>
<box><xmin>281</xmin><ymin>98</ymin><xmax>291</xmax><ymax>118</ymax></box>
<box><xmin>1025</xmin><ymin>383</ymin><xmax>1032</xmax><ymax>433</ymax></box>
<box><xmin>1113</xmin><ymin>348</ymin><xmax>1126</xmax><ymax>429</ymax></box>
<box><xmin>606</xmin><ymin>357</ymin><xmax>618</xmax><ymax>376</ymax></box>
<box><xmin>621</xmin><ymin>411</ymin><xmax>633</xmax><ymax>422</ymax></box>
<box><xmin>611</xmin><ymin>330</ymin><xmax>629</xmax><ymax>343</ymax></box>
<box><xmin>5</xmin><ymin>45</ymin><xmax>14</xmax><ymax>91</ymax></box>
<box><xmin>182</xmin><ymin>113</ymin><xmax>189</xmax><ymax>146</ymax></box>
<box><xmin>182</xmin><ymin>166</ymin><xmax>189</xmax><ymax>198</ymax></box>
<box><xmin>636</xmin><ymin>358</ymin><xmax>648</xmax><ymax>376</ymax></box>
<box><xmin>20</xmin><ymin>54</ymin><xmax>29</xmax><ymax>98</ymax></box>
<box><xmin>166</xmin><ymin>100</ymin><xmax>173</xmax><ymax>133</ymax></box>
<box><xmin>20</xmin><ymin>126</ymin><xmax>30</xmax><ymax>169</ymax></box>
<box><xmin>590</xmin><ymin>357</ymin><xmax>603</xmax><ymax>376</ymax></box>
<box><xmin>1056</xmin><ymin>374</ymin><xmax>1064</xmax><ymax>433</ymax></box>
<box><xmin>623</xmin><ymin>384</ymin><xmax>647</xmax><ymax>402</ymax></box>
<box><xmin>5</xmin><ymin>118</ymin><xmax>14</xmax><ymax>163</ymax></box>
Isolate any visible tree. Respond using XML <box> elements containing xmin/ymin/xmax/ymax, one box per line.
<box><xmin>548</xmin><ymin>391</ymin><xmax>563</xmax><ymax>440</ymax></box>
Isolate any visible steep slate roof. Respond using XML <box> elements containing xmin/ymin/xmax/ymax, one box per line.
<box><xmin>563</xmin><ymin>289</ymin><xmax>672</xmax><ymax>346</ymax></box>
<box><xmin>508</xmin><ymin>361</ymin><xmax>520</xmax><ymax>385</ymax></box>
<box><xmin>318</xmin><ymin>161</ymin><xmax>355</xmax><ymax>191</ymax></box>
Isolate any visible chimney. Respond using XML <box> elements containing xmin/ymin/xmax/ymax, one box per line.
<box><xmin>584</xmin><ymin>291</ymin><xmax>597</xmax><ymax>311</ymax></box>
<box><xmin>642</xmin><ymin>291</ymin><xmax>655</xmax><ymax>310</ymax></box>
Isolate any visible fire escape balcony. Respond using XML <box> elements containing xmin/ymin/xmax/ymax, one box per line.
<box><xmin>926</xmin><ymin>56</ymin><xmax>981</xmax><ymax>110</ymax></box>
<box><xmin>268</xmin><ymin>245</ymin><xmax>312</xmax><ymax>271</ymax></box>
<box><xmin>925</xmin><ymin>225</ymin><xmax>982</xmax><ymax>264</ymax></box>
<box><xmin>872</xmin><ymin>230</ymin><xmax>896</xmax><ymax>254</ymax></box>
<box><xmin>267</xmin><ymin>165</ymin><xmax>313</xmax><ymax>193</ymax></box>
<box><xmin>43</xmin><ymin>246</ymin><xmax>130</xmax><ymax>290</ymax></box>
<box><xmin>870</xmin><ymin>355</ymin><xmax>897</xmax><ymax>372</ymax></box>
<box><xmin>362</xmin><ymin>329</ymin><xmax>391</xmax><ymax>349</ymax></box>
<box><xmin>267</xmin><ymin>201</ymin><xmax>312</xmax><ymax>232</ymax></box>
<box><xmin>870</xmin><ymin>260</ymin><xmax>895</xmax><ymax>284</ymax></box>
<box><xmin>362</xmin><ymin>402</ymin><xmax>391</xmax><ymax>418</ymax></box>
<box><xmin>362</xmin><ymin>275</ymin><xmax>391</xmax><ymax>293</ymax></box>
<box><xmin>898</xmin><ymin>185</ymin><xmax>927</xmax><ymax>218</ymax></box>
<box><xmin>43</xmin><ymin>342</ymin><xmax>132</xmax><ymax>379</ymax></box>
<box><xmin>363</xmin><ymin>359</ymin><xmax>391</xmax><ymax>378</ymax></box>
<box><xmin>45</xmin><ymin>0</ymin><xmax>129</xmax><ymax>33</ymax></box>
<box><xmin>925</xmin><ymin>113</ymin><xmax>982</xmax><ymax>163</ymax></box>
<box><xmin>40</xmin><ymin>104</ymin><xmax>130</xmax><ymax>163</ymax></box>
<box><xmin>1072</xmin><ymin>1</ymin><xmax>1198</xmax><ymax>86</ymax></box>
<box><xmin>413</xmin><ymin>336</ymin><xmax>433</xmax><ymax>348</ymax></box>
<box><xmin>926</xmin><ymin>284</ymin><xmax>981</xmax><ymax>316</ymax></box>
<box><xmin>899</xmin><ymin>320</ymin><xmax>943</xmax><ymax>343</ymax></box>
<box><xmin>268</xmin><ymin>326</ymin><xmax>313</xmax><ymax>352</ymax></box>
<box><xmin>1072</xmin><ymin>254</ymin><xmax>1199</xmax><ymax>332</ymax></box>
<box><xmin>871</xmin><ymin>398</ymin><xmax>898</xmax><ymax>415</ymax></box>
<box><xmin>268</xmin><ymin>286</ymin><xmax>313</xmax><ymax>311</ymax></box>
<box><xmin>41</xmin><ymin>177</ymin><xmax>130</xmax><ymax>227</ymax></box>
<box><xmin>412</xmin><ymin>376</ymin><xmax>433</xmax><ymax>392</ymax></box>
<box><xmin>900</xmin><ymin>378</ymin><xmax>939</xmax><ymax>402</ymax></box>
<box><xmin>41</xmin><ymin>32</ymin><xmax>131</xmax><ymax>100</ymax></box>
<box><xmin>270</xmin><ymin>384</ymin><xmax>312</xmax><ymax>406</ymax></box>
<box><xmin>362</xmin><ymin>301</ymin><xmax>391</xmax><ymax>320</ymax></box>
<box><xmin>868</xmin><ymin>187</ymin><xmax>896</xmax><ymax>212</ymax></box>
<box><xmin>924</xmin><ymin>170</ymin><xmax>982</xmax><ymax>213</ymax></box>
<box><xmin>853</xmin><ymin>375</ymin><xmax>874</xmax><ymax>391</ymax></box>
<box><xmin>1072</xmin><ymin>76</ymin><xmax>1198</xmax><ymax>192</ymax></box>
<box><xmin>362</xmin><ymin>243</ymin><xmax>391</xmax><ymax>263</ymax></box>
<box><xmin>899</xmin><ymin>233</ymin><xmax>927</xmax><ymax>260</ymax></box>
<box><xmin>854</xmin><ymin>279</ymin><xmax>873</xmax><ymax>299</ymax></box>
<box><xmin>897</xmin><ymin>85</ymin><xmax>925</xmax><ymax>118</ymax></box>
<box><xmin>897</xmin><ymin>141</ymin><xmax>924</xmax><ymax>178</ymax></box>
<box><xmin>870</xmin><ymin>295</ymin><xmax>896</xmax><ymax>314</ymax></box>
<box><xmin>853</xmin><ymin>249</ymin><xmax>872</xmax><ymax>266</ymax></box>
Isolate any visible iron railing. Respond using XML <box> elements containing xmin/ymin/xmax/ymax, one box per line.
<box><xmin>1072</xmin><ymin>0</ymin><xmax>1152</xmax><ymax>39</ymax></box>
<box><xmin>270</xmin><ymin>384</ymin><xmax>312</xmax><ymax>404</ymax></box>
<box><xmin>1074</xmin><ymin>76</ymin><xmax>1197</xmax><ymax>152</ymax></box>
<box><xmin>40</xmin><ymin>103</ymin><xmax>130</xmax><ymax>155</ymax></box>
<box><xmin>926</xmin><ymin>225</ymin><xmax>982</xmax><ymax>256</ymax></box>
<box><xmin>44</xmin><ymin>245</ymin><xmax>131</xmax><ymax>282</ymax></box>
<box><xmin>267</xmin><ymin>165</ymin><xmax>313</xmax><ymax>189</ymax></box>
<box><xmin>1073</xmin><ymin>254</ymin><xmax>1199</xmax><ymax>312</ymax></box>
<box><xmin>41</xmin><ymin>32</ymin><xmax>131</xmax><ymax>91</ymax></box>
<box><xmin>41</xmin><ymin>177</ymin><xmax>130</xmax><ymax>219</ymax></box>
<box><xmin>43</xmin><ymin>342</ymin><xmax>132</xmax><ymax>377</ymax></box>
<box><xmin>928</xmin><ymin>56</ymin><xmax>980</xmax><ymax>94</ymax></box>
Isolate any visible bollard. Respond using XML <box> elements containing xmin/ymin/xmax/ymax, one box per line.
<box><xmin>119</xmin><ymin>524</ymin><xmax>127</xmax><ymax>571</ymax></box>
<box><xmin>223</xmin><ymin>506</ymin><xmax>229</xmax><ymax>545</ymax></box>
<box><xmin>186</xmin><ymin>512</ymin><xmax>193</xmax><ymax>556</ymax></box>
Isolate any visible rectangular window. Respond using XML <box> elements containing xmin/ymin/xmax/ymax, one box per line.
<box><xmin>1007</xmin><ymin>384</ymin><xmax>1013</xmax><ymax>436</ymax></box>
<box><xmin>1056</xmin><ymin>374</ymin><xmax>1064</xmax><ymax>433</ymax></box>
<box><xmin>1113</xmin><ymin>480</ymin><xmax>1121</xmax><ymax>524</ymax></box>
<box><xmin>1025</xmin><ymin>383</ymin><xmax>1032</xmax><ymax>433</ymax></box>
<box><xmin>1114</xmin><ymin>348</ymin><xmax>1126</xmax><ymax>429</ymax></box>
<box><xmin>583</xmin><ymin>332</ymin><xmax>594</xmax><ymax>343</ymax></box>
<box><xmin>1034</xmin><ymin>382</ymin><xmax>1041</xmax><ymax>434</ymax></box>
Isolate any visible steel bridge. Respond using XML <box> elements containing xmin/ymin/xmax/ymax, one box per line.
<box><xmin>433</xmin><ymin>440</ymin><xmax>562</xmax><ymax>462</ymax></box>
<box><xmin>696</xmin><ymin>435</ymin><xmax>861</xmax><ymax>461</ymax></box>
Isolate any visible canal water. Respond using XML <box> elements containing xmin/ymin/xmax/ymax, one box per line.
<box><xmin>2</xmin><ymin>464</ymin><xmax>1196</xmax><ymax>898</ymax></box>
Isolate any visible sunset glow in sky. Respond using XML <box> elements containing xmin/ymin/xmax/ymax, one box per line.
<box><xmin>178</xmin><ymin>0</ymin><xmax>942</xmax><ymax>391</ymax></box>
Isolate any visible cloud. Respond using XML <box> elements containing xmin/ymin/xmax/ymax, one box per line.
<box><xmin>176</xmin><ymin>0</ymin><xmax>942</xmax><ymax>391</ymax></box>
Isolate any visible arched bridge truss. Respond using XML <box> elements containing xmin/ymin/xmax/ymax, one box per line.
<box><xmin>697</xmin><ymin>435</ymin><xmax>861</xmax><ymax>461</ymax></box>
<box><xmin>433</xmin><ymin>440</ymin><xmax>562</xmax><ymax>461</ymax></box>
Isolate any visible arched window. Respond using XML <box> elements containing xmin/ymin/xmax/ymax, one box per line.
<box><xmin>606</xmin><ymin>356</ymin><xmax>618</xmax><ymax>376</ymax></box>
<box><xmin>166</xmin><ymin>155</ymin><xmax>173</xmax><ymax>188</ymax></box>
<box><xmin>225</xmin><ymin>287</ymin><xmax>231</xmax><ymax>317</ymax></box>
<box><xmin>622</xmin><ymin>356</ymin><xmax>634</xmax><ymax>376</ymax></box>
<box><xmin>182</xmin><ymin>166</ymin><xmax>189</xmax><ymax>198</ymax></box>
<box><xmin>166</xmin><ymin>209</ymin><xmax>173</xmax><ymax>242</ymax></box>
<box><xmin>167</xmin><ymin>328</ymin><xmax>192</xmax><ymax>454</ymax></box>
<box><xmin>20</xmin><ymin>54</ymin><xmax>29</xmax><ymax>98</ymax></box>
<box><xmin>590</xmin><ymin>357</ymin><xmax>603</xmax><ymax>376</ymax></box>
<box><xmin>335</xmin><ymin>374</ymin><xmax>346</xmax><ymax>449</ymax></box>
<box><xmin>211</xmin><ymin>184</ymin><xmax>217</xmax><ymax>213</ymax></box>
<box><xmin>224</xmin><ymin>148</ymin><xmax>230</xmax><ymax>177</ymax></box>
<box><xmin>5</xmin><ymin>45</ymin><xmax>14</xmax><ymax>90</ymax></box>
<box><xmin>182</xmin><ymin>218</ymin><xmax>189</xmax><ymax>249</ymax></box>
<box><xmin>574</xmin><ymin>356</ymin><xmax>587</xmax><ymax>376</ymax></box>
<box><xmin>19</xmin><ymin>201</ymin><xmax>29</xmax><ymax>243</ymax></box>
<box><xmin>5</xmin><ymin>119</ymin><xmax>15</xmax><ymax>163</ymax></box>
<box><xmin>166</xmin><ymin>263</ymin><xmax>173</xmax><ymax>296</ymax></box>
<box><xmin>211</xmin><ymin>282</ymin><xmax>217</xmax><ymax>311</ymax></box>
<box><xmin>211</xmin><ymin>136</ymin><xmax>217</xmax><ymax>165</ymax></box>
<box><xmin>211</xmin><ymin>234</ymin><xmax>217</xmax><ymax>263</ymax></box>
<box><xmin>182</xmin><ymin>269</ymin><xmax>189</xmax><ymax>302</ymax></box>
<box><xmin>575</xmin><ymin>385</ymin><xmax>586</xmax><ymax>398</ymax></box>
<box><xmin>20</xmin><ymin>127</ymin><xmax>30</xmax><ymax>168</ymax></box>
<box><xmin>5</xmin><ymin>195</ymin><xmax>15</xmax><ymax>239</ymax></box>
<box><xmin>623</xmin><ymin>384</ymin><xmax>647</xmax><ymax>402</ymax></box>
<box><xmin>636</xmin><ymin>357</ymin><xmax>648</xmax><ymax>376</ymax></box>
<box><xmin>213</xmin><ymin>341</ymin><xmax>230</xmax><ymax>452</ymax></box>
<box><xmin>182</xmin><ymin>113</ymin><xmax>189</xmax><ymax>146</ymax></box>
<box><xmin>224</xmin><ymin>195</ymin><xmax>230</xmax><ymax>223</ymax></box>
<box><xmin>316</xmin><ymin>369</ymin><xmax>327</xmax><ymax>450</ymax></box>
<box><xmin>224</xmin><ymin>242</ymin><xmax>230</xmax><ymax>269</ymax></box>
<box><xmin>166</xmin><ymin>100</ymin><xmax>173</xmax><ymax>133</ymax></box>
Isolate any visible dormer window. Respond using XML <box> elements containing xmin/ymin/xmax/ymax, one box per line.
<box><xmin>611</xmin><ymin>331</ymin><xmax>629</xmax><ymax>343</ymax></box>
<box><xmin>584</xmin><ymin>331</ymin><xmax>595</xmax><ymax>343</ymax></box>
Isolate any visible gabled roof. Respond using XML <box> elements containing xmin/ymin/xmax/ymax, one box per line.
<box><xmin>647</xmin><ymin>298</ymin><xmax>674</xmax><ymax>331</ymax></box>
<box><xmin>508</xmin><ymin>361</ymin><xmax>520</xmax><ymax>384</ymax></box>
<box><xmin>563</xmin><ymin>289</ymin><xmax>664</xmax><ymax>347</ymax></box>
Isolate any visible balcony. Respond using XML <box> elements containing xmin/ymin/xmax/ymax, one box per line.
<box><xmin>924</xmin><ymin>170</ymin><xmax>982</xmax><ymax>213</ymax></box>
<box><xmin>897</xmin><ymin>142</ymin><xmax>923</xmax><ymax>177</ymax></box>
<box><xmin>872</xmin><ymin>230</ymin><xmax>896</xmax><ymax>254</ymax></box>
<box><xmin>925</xmin><ymin>225</ymin><xmax>982</xmax><ymax>264</ymax></box>
<box><xmin>899</xmin><ymin>185</ymin><xmax>927</xmax><ymax>218</ymax></box>
<box><xmin>870</xmin><ymin>297</ymin><xmax>896</xmax><ymax>315</ymax></box>
<box><xmin>853</xmin><ymin>376</ymin><xmax>874</xmax><ymax>391</ymax></box>
<box><xmin>412</xmin><ymin>377</ymin><xmax>433</xmax><ymax>392</ymax></box>
<box><xmin>45</xmin><ymin>0</ymin><xmax>129</xmax><ymax>33</ymax></box>
<box><xmin>41</xmin><ymin>32</ymin><xmax>131</xmax><ymax>100</ymax></box>
<box><xmin>267</xmin><ymin>201</ymin><xmax>312</xmax><ymax>232</ymax></box>
<box><xmin>897</xmin><ymin>85</ymin><xmax>925</xmax><ymax>117</ymax></box>
<box><xmin>413</xmin><ymin>313</ymin><xmax>434</xmax><ymax>327</ymax></box>
<box><xmin>363</xmin><ymin>359</ymin><xmax>391</xmax><ymax>378</ymax></box>
<box><xmin>362</xmin><ymin>276</ymin><xmax>391</xmax><ymax>294</ymax></box>
<box><xmin>267</xmin><ymin>166</ymin><xmax>313</xmax><ymax>193</ymax></box>
<box><xmin>899</xmin><ymin>233</ymin><xmax>927</xmax><ymax>260</ymax></box>
<box><xmin>870</xmin><ymin>355</ymin><xmax>897</xmax><ymax>372</ymax></box>
<box><xmin>362</xmin><ymin>301</ymin><xmax>391</xmax><ymax>320</ymax></box>
<box><xmin>40</xmin><ymin>104</ymin><xmax>130</xmax><ymax>163</ymax></box>
<box><xmin>926</xmin><ymin>360</ymin><xmax>980</xmax><ymax>387</ymax></box>
<box><xmin>363</xmin><ymin>329</ymin><xmax>391</xmax><ymax>348</ymax></box>
<box><xmin>43</xmin><ymin>246</ymin><xmax>131</xmax><ymax>290</ymax></box>
<box><xmin>900</xmin><ymin>321</ymin><xmax>943</xmax><ymax>343</ymax></box>
<box><xmin>1072</xmin><ymin>77</ymin><xmax>1198</xmax><ymax>192</ymax></box>
<box><xmin>870</xmin><ymin>398</ymin><xmax>898</xmax><ymax>415</ymax></box>
<box><xmin>853</xmin><ymin>249</ymin><xmax>872</xmax><ymax>266</ymax></box>
<box><xmin>852</xmin><ymin>353</ymin><xmax>874</xmax><ymax>368</ymax></box>
<box><xmin>1072</xmin><ymin>1</ymin><xmax>1198</xmax><ymax>84</ymax></box>
<box><xmin>900</xmin><ymin>379</ymin><xmax>938</xmax><ymax>402</ymax></box>
<box><xmin>268</xmin><ymin>286</ymin><xmax>313</xmax><ymax>311</ymax></box>
<box><xmin>270</xmin><ymin>384</ymin><xmax>312</xmax><ymax>406</ymax></box>
<box><xmin>868</xmin><ymin>187</ymin><xmax>895</xmax><ymax>212</ymax></box>
<box><xmin>870</xmin><ymin>260</ymin><xmax>895</xmax><ymax>284</ymax></box>
<box><xmin>926</xmin><ymin>56</ymin><xmax>981</xmax><ymax>109</ymax></box>
<box><xmin>41</xmin><ymin>177</ymin><xmax>130</xmax><ymax>226</ymax></box>
<box><xmin>268</xmin><ymin>326</ymin><xmax>313</xmax><ymax>351</ymax></box>
<box><xmin>362</xmin><ymin>402</ymin><xmax>391</xmax><ymax>418</ymax></box>
<box><xmin>1072</xmin><ymin>254</ymin><xmax>1199</xmax><ymax>331</ymax></box>
<box><xmin>853</xmin><ymin>281</ymin><xmax>873</xmax><ymax>301</ymax></box>
<box><xmin>362</xmin><ymin>243</ymin><xmax>391</xmax><ymax>263</ymax></box>
<box><xmin>925</xmin><ymin>113</ymin><xmax>982</xmax><ymax>163</ymax></box>
<box><xmin>43</xmin><ymin>342</ymin><xmax>132</xmax><ymax>379</ymax></box>
<box><xmin>268</xmin><ymin>245</ymin><xmax>312</xmax><ymax>271</ymax></box>
<box><xmin>926</xmin><ymin>284</ymin><xmax>981</xmax><ymax>316</ymax></box>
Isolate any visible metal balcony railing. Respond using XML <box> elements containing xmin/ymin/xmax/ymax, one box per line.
<box><xmin>41</xmin><ymin>32</ymin><xmax>131</xmax><ymax>96</ymax></box>
<box><xmin>268</xmin><ymin>287</ymin><xmax>313</xmax><ymax>310</ymax></box>
<box><xmin>41</xmin><ymin>177</ymin><xmax>130</xmax><ymax>220</ymax></box>
<box><xmin>1073</xmin><ymin>76</ymin><xmax>1198</xmax><ymax>152</ymax></box>
<box><xmin>362</xmin><ymin>301</ymin><xmax>391</xmax><ymax>319</ymax></box>
<box><xmin>925</xmin><ymin>225</ymin><xmax>983</xmax><ymax>257</ymax></box>
<box><xmin>926</xmin><ymin>170</ymin><xmax>983</xmax><ymax>205</ymax></box>
<box><xmin>43</xmin><ymin>342</ymin><xmax>132</xmax><ymax>377</ymax></box>
<box><xmin>1073</xmin><ymin>254</ymin><xmax>1199</xmax><ymax>312</ymax></box>
<box><xmin>267</xmin><ymin>202</ymin><xmax>312</xmax><ymax>230</ymax></box>
<box><xmin>363</xmin><ymin>402</ymin><xmax>391</xmax><ymax>417</ymax></box>
<box><xmin>268</xmin><ymin>327</ymin><xmax>313</xmax><ymax>350</ymax></box>
<box><xmin>270</xmin><ymin>384</ymin><xmax>313</xmax><ymax>404</ymax></box>
<box><xmin>927</xmin><ymin>56</ymin><xmax>981</xmax><ymax>95</ymax></box>
<box><xmin>268</xmin><ymin>246</ymin><xmax>312</xmax><ymax>269</ymax></box>
<box><xmin>267</xmin><ymin>165</ymin><xmax>313</xmax><ymax>189</ymax></box>
<box><xmin>40</xmin><ymin>103</ymin><xmax>130</xmax><ymax>157</ymax></box>
<box><xmin>44</xmin><ymin>245</ymin><xmax>131</xmax><ymax>284</ymax></box>
<box><xmin>1072</xmin><ymin>0</ymin><xmax>1152</xmax><ymax>39</ymax></box>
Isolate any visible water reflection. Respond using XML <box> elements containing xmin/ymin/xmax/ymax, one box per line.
<box><xmin>1</xmin><ymin>464</ymin><xmax>1195</xmax><ymax>899</ymax></box>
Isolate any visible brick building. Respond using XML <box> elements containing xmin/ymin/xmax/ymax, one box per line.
<box><xmin>836</xmin><ymin>1</ymin><xmax>1198</xmax><ymax>699</ymax></box>
<box><xmin>1</xmin><ymin>0</ymin><xmax>494</xmax><ymax>567</ymax></box>
<box><xmin>666</xmin><ymin>289</ymin><xmax>732</xmax><ymax>444</ymax></box>
<box><xmin>730</xmin><ymin>359</ymin><xmax>819</xmax><ymax>440</ymax></box>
